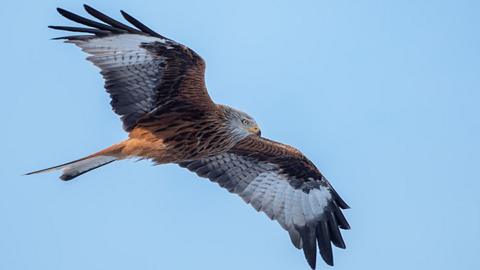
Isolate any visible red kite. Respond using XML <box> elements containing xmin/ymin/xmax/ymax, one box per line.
<box><xmin>28</xmin><ymin>5</ymin><xmax>350</xmax><ymax>269</ymax></box>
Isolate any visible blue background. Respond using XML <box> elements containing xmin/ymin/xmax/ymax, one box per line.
<box><xmin>1</xmin><ymin>1</ymin><xmax>479</xmax><ymax>269</ymax></box>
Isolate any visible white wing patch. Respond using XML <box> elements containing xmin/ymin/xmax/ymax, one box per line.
<box><xmin>246</xmin><ymin>172</ymin><xmax>332</xmax><ymax>227</ymax></box>
<box><xmin>67</xmin><ymin>34</ymin><xmax>165</xmax><ymax>69</ymax></box>
<box><xmin>70</xmin><ymin>34</ymin><xmax>164</xmax><ymax>53</ymax></box>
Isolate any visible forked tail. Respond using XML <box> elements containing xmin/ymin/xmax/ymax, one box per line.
<box><xmin>26</xmin><ymin>142</ymin><xmax>125</xmax><ymax>180</ymax></box>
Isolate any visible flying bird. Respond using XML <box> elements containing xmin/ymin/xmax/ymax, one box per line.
<box><xmin>28</xmin><ymin>5</ymin><xmax>350</xmax><ymax>269</ymax></box>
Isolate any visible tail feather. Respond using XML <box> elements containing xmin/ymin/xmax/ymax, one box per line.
<box><xmin>26</xmin><ymin>155</ymin><xmax>117</xmax><ymax>180</ymax></box>
<box><xmin>27</xmin><ymin>142</ymin><xmax>126</xmax><ymax>180</ymax></box>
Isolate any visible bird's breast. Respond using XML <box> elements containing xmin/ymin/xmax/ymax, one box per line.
<box><xmin>127</xmin><ymin>118</ymin><xmax>235</xmax><ymax>163</ymax></box>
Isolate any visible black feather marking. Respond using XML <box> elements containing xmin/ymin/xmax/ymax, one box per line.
<box><xmin>298</xmin><ymin>226</ymin><xmax>317</xmax><ymax>269</ymax></box>
<box><xmin>60</xmin><ymin>160</ymin><xmax>115</xmax><ymax>181</ymax></box>
<box><xmin>83</xmin><ymin>4</ymin><xmax>143</xmax><ymax>34</ymax></box>
<box><xmin>329</xmin><ymin>185</ymin><xmax>350</xmax><ymax>209</ymax></box>
<box><xmin>316</xmin><ymin>221</ymin><xmax>334</xmax><ymax>266</ymax></box>
<box><xmin>327</xmin><ymin>212</ymin><xmax>346</xmax><ymax>249</ymax></box>
<box><xmin>333</xmin><ymin>206</ymin><xmax>351</xmax><ymax>230</ymax></box>
<box><xmin>48</xmin><ymin>25</ymin><xmax>109</xmax><ymax>35</ymax></box>
<box><xmin>51</xmin><ymin>35</ymin><xmax>91</xmax><ymax>40</ymax></box>
<box><xmin>120</xmin><ymin>10</ymin><xmax>165</xmax><ymax>38</ymax></box>
<box><xmin>56</xmin><ymin>8</ymin><xmax>125</xmax><ymax>33</ymax></box>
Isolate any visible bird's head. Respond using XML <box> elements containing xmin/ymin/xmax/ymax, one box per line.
<box><xmin>220</xmin><ymin>105</ymin><xmax>261</xmax><ymax>137</ymax></box>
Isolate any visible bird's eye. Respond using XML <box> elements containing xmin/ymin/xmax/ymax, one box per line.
<box><xmin>242</xmin><ymin>119</ymin><xmax>250</xmax><ymax>125</ymax></box>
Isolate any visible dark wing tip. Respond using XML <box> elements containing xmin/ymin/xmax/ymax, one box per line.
<box><xmin>56</xmin><ymin>7</ymin><xmax>73</xmax><ymax>18</ymax></box>
<box><xmin>297</xmin><ymin>226</ymin><xmax>317</xmax><ymax>269</ymax></box>
<box><xmin>316</xmin><ymin>221</ymin><xmax>334</xmax><ymax>266</ymax></box>
<box><xmin>333</xmin><ymin>206</ymin><xmax>351</xmax><ymax>230</ymax></box>
<box><xmin>329</xmin><ymin>185</ymin><xmax>350</xmax><ymax>209</ymax></box>
<box><xmin>327</xmin><ymin>212</ymin><xmax>347</xmax><ymax>249</ymax></box>
<box><xmin>53</xmin><ymin>6</ymin><xmax>165</xmax><ymax>39</ymax></box>
<box><xmin>48</xmin><ymin>25</ymin><xmax>109</xmax><ymax>36</ymax></box>
<box><xmin>54</xmin><ymin>6</ymin><xmax>125</xmax><ymax>34</ymax></box>
<box><xmin>83</xmin><ymin>4</ymin><xmax>143</xmax><ymax>34</ymax></box>
<box><xmin>120</xmin><ymin>9</ymin><xmax>165</xmax><ymax>38</ymax></box>
<box><xmin>297</xmin><ymin>213</ymin><xmax>346</xmax><ymax>267</ymax></box>
<box><xmin>120</xmin><ymin>10</ymin><xmax>129</xmax><ymax>18</ymax></box>
<box><xmin>83</xmin><ymin>4</ymin><xmax>98</xmax><ymax>15</ymax></box>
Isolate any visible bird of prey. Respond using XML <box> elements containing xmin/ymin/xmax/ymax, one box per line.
<box><xmin>27</xmin><ymin>5</ymin><xmax>350</xmax><ymax>269</ymax></box>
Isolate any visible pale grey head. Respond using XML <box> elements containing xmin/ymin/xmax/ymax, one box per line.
<box><xmin>219</xmin><ymin>104</ymin><xmax>261</xmax><ymax>139</ymax></box>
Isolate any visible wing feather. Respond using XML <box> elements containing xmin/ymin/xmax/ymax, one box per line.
<box><xmin>179</xmin><ymin>136</ymin><xmax>350</xmax><ymax>268</ymax></box>
<box><xmin>83</xmin><ymin>5</ymin><xmax>142</xmax><ymax>34</ymax></box>
<box><xmin>50</xmin><ymin>6</ymin><xmax>215</xmax><ymax>131</ymax></box>
<box><xmin>120</xmin><ymin>10</ymin><xmax>165</xmax><ymax>38</ymax></box>
<box><xmin>56</xmin><ymin>8</ymin><xmax>124</xmax><ymax>33</ymax></box>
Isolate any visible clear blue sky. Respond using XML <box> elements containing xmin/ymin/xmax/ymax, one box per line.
<box><xmin>1</xmin><ymin>0</ymin><xmax>479</xmax><ymax>269</ymax></box>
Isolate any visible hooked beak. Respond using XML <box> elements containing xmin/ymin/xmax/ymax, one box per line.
<box><xmin>248</xmin><ymin>126</ymin><xmax>261</xmax><ymax>136</ymax></box>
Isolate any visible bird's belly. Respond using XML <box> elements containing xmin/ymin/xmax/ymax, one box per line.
<box><xmin>125</xmin><ymin>123</ymin><xmax>232</xmax><ymax>163</ymax></box>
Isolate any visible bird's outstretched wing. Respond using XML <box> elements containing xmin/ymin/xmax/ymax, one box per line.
<box><xmin>179</xmin><ymin>135</ymin><xmax>350</xmax><ymax>269</ymax></box>
<box><xmin>50</xmin><ymin>5</ymin><xmax>215</xmax><ymax>131</ymax></box>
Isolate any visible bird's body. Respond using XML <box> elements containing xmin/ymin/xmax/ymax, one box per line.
<box><xmin>115</xmin><ymin>104</ymin><xmax>256</xmax><ymax>163</ymax></box>
<box><xmin>28</xmin><ymin>5</ymin><xmax>350</xmax><ymax>269</ymax></box>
